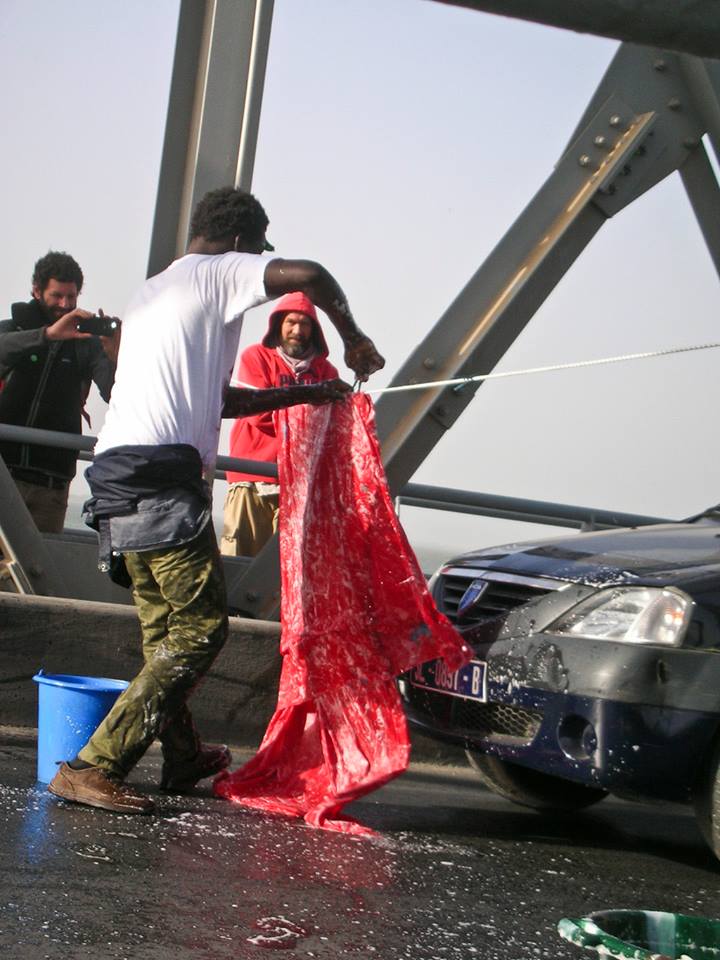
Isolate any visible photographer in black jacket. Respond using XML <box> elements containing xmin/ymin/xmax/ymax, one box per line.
<box><xmin>0</xmin><ymin>251</ymin><xmax>119</xmax><ymax>532</ymax></box>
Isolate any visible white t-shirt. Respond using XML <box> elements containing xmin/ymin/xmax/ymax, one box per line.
<box><xmin>95</xmin><ymin>252</ymin><xmax>271</xmax><ymax>469</ymax></box>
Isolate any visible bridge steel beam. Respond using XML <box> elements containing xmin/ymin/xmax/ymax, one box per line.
<box><xmin>431</xmin><ymin>0</ymin><xmax>720</xmax><ymax>61</ymax></box>
<box><xmin>0</xmin><ymin>458</ymin><xmax>70</xmax><ymax>597</ymax></box>
<box><xmin>375</xmin><ymin>44</ymin><xmax>712</xmax><ymax>496</ymax></box>
<box><xmin>679</xmin><ymin>143</ymin><xmax>720</xmax><ymax>281</ymax></box>
<box><xmin>146</xmin><ymin>0</ymin><xmax>274</xmax><ymax>278</ymax></box>
<box><xmin>398</xmin><ymin>483</ymin><xmax>669</xmax><ymax>531</ymax></box>
<box><xmin>679</xmin><ymin>58</ymin><xmax>720</xmax><ymax>160</ymax></box>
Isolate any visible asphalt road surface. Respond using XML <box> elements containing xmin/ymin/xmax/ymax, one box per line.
<box><xmin>1</xmin><ymin>728</ymin><xmax>719</xmax><ymax>960</ymax></box>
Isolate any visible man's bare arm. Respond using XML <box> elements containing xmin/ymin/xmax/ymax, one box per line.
<box><xmin>222</xmin><ymin>379</ymin><xmax>351</xmax><ymax>419</ymax></box>
<box><xmin>263</xmin><ymin>259</ymin><xmax>384</xmax><ymax>381</ymax></box>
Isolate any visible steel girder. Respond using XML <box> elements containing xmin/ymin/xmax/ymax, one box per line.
<box><xmin>375</xmin><ymin>44</ymin><xmax>720</xmax><ymax>495</ymax></box>
<box><xmin>430</xmin><ymin>0</ymin><xmax>720</xmax><ymax>61</ymax></box>
<box><xmin>0</xmin><ymin>457</ymin><xmax>70</xmax><ymax>596</ymax></box>
<box><xmin>146</xmin><ymin>0</ymin><xmax>274</xmax><ymax>277</ymax></box>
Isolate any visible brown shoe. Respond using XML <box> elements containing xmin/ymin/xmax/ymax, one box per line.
<box><xmin>48</xmin><ymin>763</ymin><xmax>155</xmax><ymax>814</ymax></box>
<box><xmin>160</xmin><ymin>743</ymin><xmax>232</xmax><ymax>793</ymax></box>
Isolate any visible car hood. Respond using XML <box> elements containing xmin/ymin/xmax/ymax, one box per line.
<box><xmin>449</xmin><ymin>522</ymin><xmax>720</xmax><ymax>586</ymax></box>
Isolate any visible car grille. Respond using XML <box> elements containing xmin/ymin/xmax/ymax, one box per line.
<box><xmin>408</xmin><ymin>568</ymin><xmax>556</xmax><ymax>744</ymax></box>
<box><xmin>406</xmin><ymin>686</ymin><xmax>541</xmax><ymax>743</ymax></box>
<box><xmin>437</xmin><ymin>569</ymin><xmax>557</xmax><ymax>626</ymax></box>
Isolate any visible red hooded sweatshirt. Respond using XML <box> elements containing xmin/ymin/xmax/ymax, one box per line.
<box><xmin>226</xmin><ymin>292</ymin><xmax>340</xmax><ymax>483</ymax></box>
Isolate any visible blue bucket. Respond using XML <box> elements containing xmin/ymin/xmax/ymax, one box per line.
<box><xmin>32</xmin><ymin>671</ymin><xmax>129</xmax><ymax>783</ymax></box>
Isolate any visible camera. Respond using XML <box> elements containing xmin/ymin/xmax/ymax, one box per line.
<box><xmin>76</xmin><ymin>315</ymin><xmax>119</xmax><ymax>337</ymax></box>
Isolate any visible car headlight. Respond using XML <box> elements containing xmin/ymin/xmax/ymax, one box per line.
<box><xmin>548</xmin><ymin>586</ymin><xmax>692</xmax><ymax>646</ymax></box>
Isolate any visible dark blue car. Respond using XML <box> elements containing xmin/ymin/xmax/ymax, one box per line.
<box><xmin>399</xmin><ymin>510</ymin><xmax>720</xmax><ymax>858</ymax></box>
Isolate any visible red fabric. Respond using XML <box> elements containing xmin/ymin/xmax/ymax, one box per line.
<box><xmin>215</xmin><ymin>393</ymin><xmax>471</xmax><ymax>834</ymax></box>
<box><xmin>226</xmin><ymin>301</ymin><xmax>337</xmax><ymax>484</ymax></box>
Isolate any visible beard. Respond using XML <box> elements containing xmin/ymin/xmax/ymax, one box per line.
<box><xmin>281</xmin><ymin>339</ymin><xmax>311</xmax><ymax>359</ymax></box>
<box><xmin>39</xmin><ymin>299</ymin><xmax>71</xmax><ymax>323</ymax></box>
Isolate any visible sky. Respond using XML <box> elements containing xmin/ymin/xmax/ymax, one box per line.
<box><xmin>1</xmin><ymin>0</ymin><xmax>719</xmax><ymax>570</ymax></box>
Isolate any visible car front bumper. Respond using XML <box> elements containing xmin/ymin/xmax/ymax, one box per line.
<box><xmin>400</xmin><ymin>630</ymin><xmax>720</xmax><ymax>803</ymax></box>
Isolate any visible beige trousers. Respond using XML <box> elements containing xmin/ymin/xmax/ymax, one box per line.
<box><xmin>220</xmin><ymin>483</ymin><xmax>279</xmax><ymax>557</ymax></box>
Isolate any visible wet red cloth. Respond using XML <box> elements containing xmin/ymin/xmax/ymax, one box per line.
<box><xmin>214</xmin><ymin>393</ymin><xmax>471</xmax><ymax>834</ymax></box>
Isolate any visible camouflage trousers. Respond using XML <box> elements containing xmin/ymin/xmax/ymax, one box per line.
<box><xmin>79</xmin><ymin>523</ymin><xmax>228</xmax><ymax>779</ymax></box>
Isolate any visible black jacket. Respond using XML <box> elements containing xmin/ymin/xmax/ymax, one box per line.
<box><xmin>84</xmin><ymin>443</ymin><xmax>210</xmax><ymax>586</ymax></box>
<box><xmin>0</xmin><ymin>299</ymin><xmax>115</xmax><ymax>480</ymax></box>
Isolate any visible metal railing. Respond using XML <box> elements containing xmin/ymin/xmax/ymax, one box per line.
<box><xmin>0</xmin><ymin>422</ymin><xmax>672</xmax><ymax>531</ymax></box>
<box><xmin>397</xmin><ymin>483</ymin><xmax>669</xmax><ymax>530</ymax></box>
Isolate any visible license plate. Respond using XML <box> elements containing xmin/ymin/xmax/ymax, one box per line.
<box><xmin>409</xmin><ymin>659</ymin><xmax>487</xmax><ymax>702</ymax></box>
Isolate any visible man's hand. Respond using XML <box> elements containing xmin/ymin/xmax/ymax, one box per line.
<box><xmin>223</xmin><ymin>379</ymin><xmax>352</xmax><ymax>418</ymax></box>
<box><xmin>304</xmin><ymin>378</ymin><xmax>352</xmax><ymax>405</ymax></box>
<box><xmin>344</xmin><ymin>335</ymin><xmax>384</xmax><ymax>382</ymax></box>
<box><xmin>44</xmin><ymin>308</ymin><xmax>94</xmax><ymax>342</ymax></box>
<box><xmin>98</xmin><ymin>309</ymin><xmax>121</xmax><ymax>364</ymax></box>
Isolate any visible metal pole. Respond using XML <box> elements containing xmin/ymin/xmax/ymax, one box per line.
<box><xmin>679</xmin><ymin>143</ymin><xmax>720</xmax><ymax>281</ymax></box>
<box><xmin>0</xmin><ymin>423</ymin><xmax>95</xmax><ymax>453</ymax></box>
<box><xmin>430</xmin><ymin>0</ymin><xmax>720</xmax><ymax>61</ymax></box>
<box><xmin>147</xmin><ymin>0</ymin><xmax>274</xmax><ymax>278</ymax></box>
<box><xmin>146</xmin><ymin>0</ymin><xmax>210</xmax><ymax>278</ymax></box>
<box><xmin>678</xmin><ymin>57</ymin><xmax>720</xmax><ymax>165</ymax></box>
<box><xmin>235</xmin><ymin>0</ymin><xmax>275</xmax><ymax>190</ymax></box>
<box><xmin>0</xmin><ymin>458</ymin><xmax>71</xmax><ymax>597</ymax></box>
<box><xmin>399</xmin><ymin>482</ymin><xmax>669</xmax><ymax>530</ymax></box>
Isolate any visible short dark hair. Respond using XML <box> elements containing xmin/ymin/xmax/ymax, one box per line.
<box><xmin>32</xmin><ymin>251</ymin><xmax>84</xmax><ymax>293</ymax></box>
<box><xmin>189</xmin><ymin>186</ymin><xmax>269</xmax><ymax>245</ymax></box>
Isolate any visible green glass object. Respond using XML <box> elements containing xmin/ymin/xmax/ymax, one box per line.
<box><xmin>559</xmin><ymin>910</ymin><xmax>720</xmax><ymax>960</ymax></box>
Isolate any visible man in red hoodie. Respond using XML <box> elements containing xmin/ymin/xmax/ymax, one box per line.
<box><xmin>221</xmin><ymin>291</ymin><xmax>339</xmax><ymax>557</ymax></box>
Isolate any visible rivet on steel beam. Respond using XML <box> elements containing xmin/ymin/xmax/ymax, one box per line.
<box><xmin>653</xmin><ymin>59</ymin><xmax>667</xmax><ymax>71</ymax></box>
<box><xmin>422</xmin><ymin>358</ymin><xmax>436</xmax><ymax>370</ymax></box>
<box><xmin>593</xmin><ymin>135</ymin><xmax>607</xmax><ymax>148</ymax></box>
<box><xmin>667</xmin><ymin>97</ymin><xmax>682</xmax><ymax>110</ymax></box>
<box><xmin>609</xmin><ymin>115</ymin><xmax>623</xmax><ymax>128</ymax></box>
<box><xmin>578</xmin><ymin>155</ymin><xmax>593</xmax><ymax>168</ymax></box>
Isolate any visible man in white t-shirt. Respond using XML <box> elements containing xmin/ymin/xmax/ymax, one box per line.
<box><xmin>47</xmin><ymin>186</ymin><xmax>383</xmax><ymax>815</ymax></box>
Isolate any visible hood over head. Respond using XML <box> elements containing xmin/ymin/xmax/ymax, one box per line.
<box><xmin>263</xmin><ymin>291</ymin><xmax>329</xmax><ymax>357</ymax></box>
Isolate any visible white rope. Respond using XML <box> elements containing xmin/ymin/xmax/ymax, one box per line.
<box><xmin>364</xmin><ymin>341</ymin><xmax>720</xmax><ymax>395</ymax></box>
